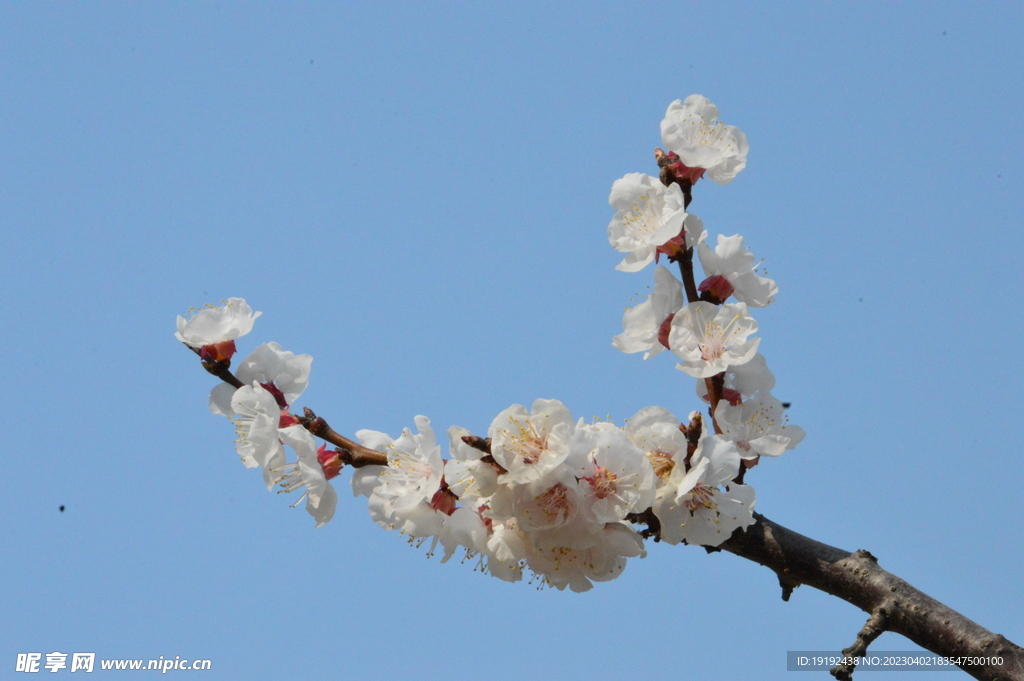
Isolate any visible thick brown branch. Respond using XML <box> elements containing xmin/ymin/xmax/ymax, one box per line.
<box><xmin>722</xmin><ymin>514</ymin><xmax>1024</xmax><ymax>681</ymax></box>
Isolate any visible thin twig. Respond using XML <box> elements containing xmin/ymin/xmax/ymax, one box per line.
<box><xmin>299</xmin><ymin>408</ymin><xmax>387</xmax><ymax>468</ymax></box>
<box><xmin>831</xmin><ymin>605</ymin><xmax>889</xmax><ymax>680</ymax></box>
<box><xmin>185</xmin><ymin>345</ymin><xmax>387</xmax><ymax>467</ymax></box>
<box><xmin>677</xmin><ymin>248</ymin><xmax>700</xmax><ymax>304</ymax></box>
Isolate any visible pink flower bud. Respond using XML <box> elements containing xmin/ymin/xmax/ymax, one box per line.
<box><xmin>316</xmin><ymin>443</ymin><xmax>344</xmax><ymax>481</ymax></box>
<box><xmin>657</xmin><ymin>313</ymin><xmax>676</xmax><ymax>349</ymax></box>
<box><xmin>200</xmin><ymin>340</ymin><xmax>237</xmax><ymax>364</ymax></box>
<box><xmin>260</xmin><ymin>382</ymin><xmax>289</xmax><ymax>409</ymax></box>
<box><xmin>655</xmin><ymin>233</ymin><xmax>688</xmax><ymax>263</ymax></box>
<box><xmin>430</xmin><ymin>487</ymin><xmax>458</xmax><ymax>516</ymax></box>
<box><xmin>655</xmin><ymin>148</ymin><xmax>706</xmax><ymax>185</ymax></box>
<box><xmin>698</xmin><ymin>275</ymin><xmax>735</xmax><ymax>304</ymax></box>
<box><xmin>278</xmin><ymin>408</ymin><xmax>300</xmax><ymax>428</ymax></box>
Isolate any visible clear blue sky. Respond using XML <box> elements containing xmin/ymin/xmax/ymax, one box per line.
<box><xmin>2</xmin><ymin>3</ymin><xmax>1022</xmax><ymax>679</ymax></box>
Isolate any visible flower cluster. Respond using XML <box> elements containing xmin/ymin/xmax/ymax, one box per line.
<box><xmin>350</xmin><ymin>398</ymin><xmax>758</xmax><ymax>592</ymax></box>
<box><xmin>179</xmin><ymin>95</ymin><xmax>804</xmax><ymax>592</ymax></box>
<box><xmin>610</xmin><ymin>95</ymin><xmax>803</xmax><ymax>469</ymax></box>
<box><xmin>178</xmin><ymin>299</ymin><xmax>337</xmax><ymax>526</ymax></box>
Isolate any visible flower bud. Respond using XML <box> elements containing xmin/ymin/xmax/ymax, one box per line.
<box><xmin>698</xmin><ymin>275</ymin><xmax>735</xmax><ymax>305</ymax></box>
<box><xmin>430</xmin><ymin>487</ymin><xmax>458</xmax><ymax>516</ymax></box>
<box><xmin>657</xmin><ymin>313</ymin><xmax>676</xmax><ymax>349</ymax></box>
<box><xmin>655</xmin><ymin>147</ymin><xmax>706</xmax><ymax>185</ymax></box>
<box><xmin>278</xmin><ymin>408</ymin><xmax>300</xmax><ymax>428</ymax></box>
<box><xmin>200</xmin><ymin>340</ymin><xmax>237</xmax><ymax>364</ymax></box>
<box><xmin>259</xmin><ymin>382</ymin><xmax>289</xmax><ymax>409</ymax></box>
<box><xmin>316</xmin><ymin>444</ymin><xmax>344</xmax><ymax>481</ymax></box>
<box><xmin>655</xmin><ymin>232</ymin><xmax>688</xmax><ymax>263</ymax></box>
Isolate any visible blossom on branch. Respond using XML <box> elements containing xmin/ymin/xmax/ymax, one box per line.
<box><xmin>654</xmin><ymin>434</ymin><xmax>756</xmax><ymax>547</ymax></box>
<box><xmin>231</xmin><ymin>342</ymin><xmax>312</xmax><ymax>407</ymax></box>
<box><xmin>175</xmin><ymin>298</ymin><xmax>261</xmax><ymax>363</ymax></box>
<box><xmin>228</xmin><ymin>382</ymin><xmax>286</xmax><ymax>487</ymax></box>
<box><xmin>697</xmin><ymin>233</ymin><xmax>777</xmax><ymax>307</ymax></box>
<box><xmin>175</xmin><ymin>95</ymin><xmax>794</xmax><ymax>595</ymax></box>
<box><xmin>274</xmin><ymin>425</ymin><xmax>338</xmax><ymax>527</ymax></box>
<box><xmin>209</xmin><ymin>342</ymin><xmax>312</xmax><ymax>416</ymax></box>
<box><xmin>570</xmin><ymin>422</ymin><xmax>656</xmax><ymax>524</ymax></box>
<box><xmin>607</xmin><ymin>173</ymin><xmax>687</xmax><ymax>272</ymax></box>
<box><xmin>715</xmin><ymin>391</ymin><xmax>805</xmax><ymax>460</ymax></box>
<box><xmin>488</xmin><ymin>399</ymin><xmax>575</xmax><ymax>484</ymax></box>
<box><xmin>624</xmin><ymin>406</ymin><xmax>689</xmax><ymax>489</ymax></box>
<box><xmin>364</xmin><ymin>416</ymin><xmax>448</xmax><ymax>540</ymax></box>
<box><xmin>612</xmin><ymin>265</ymin><xmax>684</xmax><ymax>360</ymax></box>
<box><xmin>525</xmin><ymin>522</ymin><xmax>646</xmax><ymax>593</ymax></box>
<box><xmin>696</xmin><ymin>352</ymin><xmax>775</xmax><ymax>405</ymax></box>
<box><xmin>660</xmin><ymin>95</ymin><xmax>749</xmax><ymax>186</ymax></box>
<box><xmin>668</xmin><ymin>301</ymin><xmax>760</xmax><ymax>378</ymax></box>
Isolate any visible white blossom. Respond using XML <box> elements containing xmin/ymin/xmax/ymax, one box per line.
<box><xmin>655</xmin><ymin>435</ymin><xmax>755</xmax><ymax>547</ymax></box>
<box><xmin>228</xmin><ymin>382</ymin><xmax>286</xmax><ymax>488</ymax></box>
<box><xmin>274</xmin><ymin>425</ymin><xmax>338</xmax><ymax>528</ymax></box>
<box><xmin>624</xmin><ymin>406</ymin><xmax>690</xmax><ymax>494</ymax></box>
<box><xmin>696</xmin><ymin>353</ymin><xmax>775</xmax><ymax>405</ymax></box>
<box><xmin>669</xmin><ymin>302</ymin><xmax>760</xmax><ymax>378</ymax></box>
<box><xmin>715</xmin><ymin>391</ymin><xmax>805</xmax><ymax>459</ymax></box>
<box><xmin>525</xmin><ymin>523</ymin><xmax>645</xmax><ymax>593</ymax></box>
<box><xmin>607</xmin><ymin>173</ymin><xmax>687</xmax><ymax>273</ymax></box>
<box><xmin>570</xmin><ymin>422</ymin><xmax>656</xmax><ymax>524</ymax></box>
<box><xmin>612</xmin><ymin>265</ymin><xmax>684</xmax><ymax>360</ymax></box>
<box><xmin>366</xmin><ymin>416</ymin><xmax>447</xmax><ymax>539</ymax></box>
<box><xmin>354</xmin><ymin>417</ymin><xmax>465</xmax><ymax>558</ymax></box>
<box><xmin>494</xmin><ymin>464</ymin><xmax>583</xmax><ymax>536</ymax></box>
<box><xmin>489</xmin><ymin>399</ymin><xmax>575</xmax><ymax>484</ymax></box>
<box><xmin>175</xmin><ymin>298</ymin><xmax>261</xmax><ymax>348</ymax></box>
<box><xmin>209</xmin><ymin>342</ymin><xmax>312</xmax><ymax>416</ymax></box>
<box><xmin>660</xmin><ymin>95</ymin><xmax>749</xmax><ymax>185</ymax></box>
<box><xmin>698</xmin><ymin>233</ymin><xmax>777</xmax><ymax>307</ymax></box>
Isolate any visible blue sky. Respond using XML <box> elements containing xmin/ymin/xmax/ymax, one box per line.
<box><xmin>2</xmin><ymin>3</ymin><xmax>1022</xmax><ymax>679</ymax></box>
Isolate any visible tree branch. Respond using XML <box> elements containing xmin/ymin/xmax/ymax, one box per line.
<box><xmin>184</xmin><ymin>347</ymin><xmax>1022</xmax><ymax>680</ymax></box>
<box><xmin>722</xmin><ymin>514</ymin><xmax>1024</xmax><ymax>681</ymax></box>
<box><xmin>298</xmin><ymin>407</ymin><xmax>387</xmax><ymax>468</ymax></box>
<box><xmin>831</xmin><ymin>606</ymin><xmax>889</xmax><ymax>680</ymax></box>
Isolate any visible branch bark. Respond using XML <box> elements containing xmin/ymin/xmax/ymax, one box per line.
<box><xmin>721</xmin><ymin>514</ymin><xmax>1024</xmax><ymax>680</ymax></box>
